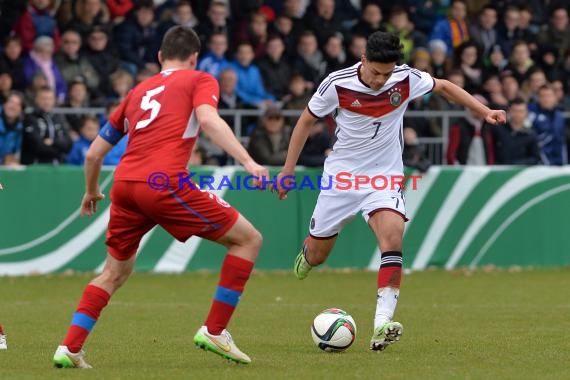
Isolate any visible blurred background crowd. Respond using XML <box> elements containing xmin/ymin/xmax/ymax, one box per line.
<box><xmin>0</xmin><ymin>0</ymin><xmax>569</xmax><ymax>170</ymax></box>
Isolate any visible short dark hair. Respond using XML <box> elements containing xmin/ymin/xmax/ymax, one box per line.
<box><xmin>6</xmin><ymin>90</ymin><xmax>25</xmax><ymax>111</ymax></box>
<box><xmin>509</xmin><ymin>97</ymin><xmax>526</xmax><ymax>107</ymax></box>
<box><xmin>390</xmin><ymin>5</ymin><xmax>408</xmax><ymax>18</ymax></box>
<box><xmin>134</xmin><ymin>0</ymin><xmax>154</xmax><ymax>11</ymax></box>
<box><xmin>35</xmin><ymin>86</ymin><xmax>54</xmax><ymax>96</ymax></box>
<box><xmin>208</xmin><ymin>31</ymin><xmax>227</xmax><ymax>42</ymax></box>
<box><xmin>160</xmin><ymin>26</ymin><xmax>201</xmax><ymax>61</ymax></box>
<box><xmin>480</xmin><ymin>4</ymin><xmax>497</xmax><ymax>14</ymax></box>
<box><xmin>80</xmin><ymin>115</ymin><xmax>100</xmax><ymax>129</ymax></box>
<box><xmin>538</xmin><ymin>84</ymin><xmax>554</xmax><ymax>93</ymax></box>
<box><xmin>235</xmin><ymin>40</ymin><xmax>253</xmax><ymax>51</ymax></box>
<box><xmin>365</xmin><ymin>32</ymin><xmax>403</xmax><ymax>63</ymax></box>
<box><xmin>3</xmin><ymin>35</ymin><xmax>21</xmax><ymax>46</ymax></box>
<box><xmin>176</xmin><ymin>0</ymin><xmax>192</xmax><ymax>9</ymax></box>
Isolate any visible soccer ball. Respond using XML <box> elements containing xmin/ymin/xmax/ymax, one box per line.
<box><xmin>311</xmin><ymin>308</ymin><xmax>357</xmax><ymax>352</ymax></box>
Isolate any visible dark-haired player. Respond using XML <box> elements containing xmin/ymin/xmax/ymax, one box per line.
<box><xmin>275</xmin><ymin>31</ymin><xmax>506</xmax><ymax>351</ymax></box>
<box><xmin>53</xmin><ymin>26</ymin><xmax>268</xmax><ymax>367</ymax></box>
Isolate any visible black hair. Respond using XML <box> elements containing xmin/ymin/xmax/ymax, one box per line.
<box><xmin>79</xmin><ymin>114</ymin><xmax>100</xmax><ymax>129</ymax></box>
<box><xmin>365</xmin><ymin>31</ymin><xmax>403</xmax><ymax>63</ymax></box>
<box><xmin>480</xmin><ymin>4</ymin><xmax>497</xmax><ymax>14</ymax></box>
<box><xmin>5</xmin><ymin>90</ymin><xmax>25</xmax><ymax>112</ymax></box>
<box><xmin>134</xmin><ymin>0</ymin><xmax>153</xmax><ymax>11</ymax></box>
<box><xmin>160</xmin><ymin>26</ymin><xmax>201</xmax><ymax>60</ymax></box>
<box><xmin>509</xmin><ymin>97</ymin><xmax>526</xmax><ymax>106</ymax></box>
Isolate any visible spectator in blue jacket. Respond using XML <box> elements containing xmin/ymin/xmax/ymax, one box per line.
<box><xmin>430</xmin><ymin>0</ymin><xmax>470</xmax><ymax>56</ymax></box>
<box><xmin>229</xmin><ymin>41</ymin><xmax>275</xmax><ymax>109</ymax></box>
<box><xmin>528</xmin><ymin>84</ymin><xmax>567</xmax><ymax>165</ymax></box>
<box><xmin>0</xmin><ymin>91</ymin><xmax>25</xmax><ymax>165</ymax></box>
<box><xmin>66</xmin><ymin>110</ymin><xmax>127</xmax><ymax>166</ymax></box>
<box><xmin>197</xmin><ymin>32</ymin><xmax>230</xmax><ymax>78</ymax></box>
<box><xmin>65</xmin><ymin>111</ymin><xmax>128</xmax><ymax>166</ymax></box>
<box><xmin>66</xmin><ymin>115</ymin><xmax>100</xmax><ymax>165</ymax></box>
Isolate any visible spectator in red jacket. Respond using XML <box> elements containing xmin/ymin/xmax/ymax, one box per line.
<box><xmin>12</xmin><ymin>0</ymin><xmax>61</xmax><ymax>53</ymax></box>
<box><xmin>447</xmin><ymin>94</ymin><xmax>496</xmax><ymax>165</ymax></box>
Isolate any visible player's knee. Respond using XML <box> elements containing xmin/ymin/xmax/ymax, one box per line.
<box><xmin>248</xmin><ymin>228</ymin><xmax>263</xmax><ymax>252</ymax></box>
<box><xmin>382</xmin><ymin>233</ymin><xmax>403</xmax><ymax>252</ymax></box>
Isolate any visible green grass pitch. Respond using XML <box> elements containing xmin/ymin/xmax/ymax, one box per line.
<box><xmin>1</xmin><ymin>269</ymin><xmax>569</xmax><ymax>379</ymax></box>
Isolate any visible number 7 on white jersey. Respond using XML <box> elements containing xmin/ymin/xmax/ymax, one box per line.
<box><xmin>136</xmin><ymin>85</ymin><xmax>166</xmax><ymax>129</ymax></box>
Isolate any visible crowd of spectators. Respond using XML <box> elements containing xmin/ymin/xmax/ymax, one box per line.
<box><xmin>0</xmin><ymin>0</ymin><xmax>569</xmax><ymax>168</ymax></box>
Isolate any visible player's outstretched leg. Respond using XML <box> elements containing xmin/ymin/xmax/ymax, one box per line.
<box><xmin>54</xmin><ymin>254</ymin><xmax>135</xmax><ymax>368</ymax></box>
<box><xmin>294</xmin><ymin>238</ymin><xmax>312</xmax><ymax>279</ymax></box>
<box><xmin>367</xmin><ymin>211</ymin><xmax>405</xmax><ymax>351</ymax></box>
<box><xmin>293</xmin><ymin>236</ymin><xmax>336</xmax><ymax>280</ymax></box>
<box><xmin>194</xmin><ymin>215</ymin><xmax>262</xmax><ymax>364</ymax></box>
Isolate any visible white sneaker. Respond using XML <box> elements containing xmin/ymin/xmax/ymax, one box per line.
<box><xmin>0</xmin><ymin>334</ymin><xmax>6</xmax><ymax>350</ymax></box>
<box><xmin>53</xmin><ymin>345</ymin><xmax>92</xmax><ymax>368</ymax></box>
<box><xmin>193</xmin><ymin>326</ymin><xmax>251</xmax><ymax>364</ymax></box>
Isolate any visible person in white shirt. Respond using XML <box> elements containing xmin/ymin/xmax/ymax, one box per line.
<box><xmin>274</xmin><ymin>31</ymin><xmax>506</xmax><ymax>352</ymax></box>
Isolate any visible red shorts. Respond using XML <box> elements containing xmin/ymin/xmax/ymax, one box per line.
<box><xmin>106</xmin><ymin>181</ymin><xmax>239</xmax><ymax>260</ymax></box>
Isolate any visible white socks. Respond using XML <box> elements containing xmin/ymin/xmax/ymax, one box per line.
<box><xmin>374</xmin><ymin>287</ymin><xmax>400</xmax><ymax>328</ymax></box>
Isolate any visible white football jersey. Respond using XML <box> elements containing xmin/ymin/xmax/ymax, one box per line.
<box><xmin>308</xmin><ymin>63</ymin><xmax>435</xmax><ymax>185</ymax></box>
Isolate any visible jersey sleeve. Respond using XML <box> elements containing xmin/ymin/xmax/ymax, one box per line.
<box><xmin>307</xmin><ymin>76</ymin><xmax>340</xmax><ymax>118</ymax></box>
<box><xmin>193</xmin><ymin>73</ymin><xmax>220</xmax><ymax>109</ymax></box>
<box><xmin>409</xmin><ymin>68</ymin><xmax>435</xmax><ymax>100</ymax></box>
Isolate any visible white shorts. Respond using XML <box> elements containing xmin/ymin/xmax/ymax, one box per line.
<box><xmin>309</xmin><ymin>185</ymin><xmax>407</xmax><ymax>238</ymax></box>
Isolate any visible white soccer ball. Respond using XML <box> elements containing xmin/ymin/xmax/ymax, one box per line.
<box><xmin>311</xmin><ymin>308</ymin><xmax>357</xmax><ymax>352</ymax></box>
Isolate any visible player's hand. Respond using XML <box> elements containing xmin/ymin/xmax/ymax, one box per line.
<box><xmin>274</xmin><ymin>171</ymin><xmax>295</xmax><ymax>200</ymax></box>
<box><xmin>485</xmin><ymin>109</ymin><xmax>507</xmax><ymax>125</ymax></box>
<box><xmin>80</xmin><ymin>192</ymin><xmax>105</xmax><ymax>216</ymax></box>
<box><xmin>243</xmin><ymin>160</ymin><xmax>269</xmax><ymax>190</ymax></box>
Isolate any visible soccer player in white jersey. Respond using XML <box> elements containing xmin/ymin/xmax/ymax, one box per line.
<box><xmin>275</xmin><ymin>32</ymin><xmax>506</xmax><ymax>351</ymax></box>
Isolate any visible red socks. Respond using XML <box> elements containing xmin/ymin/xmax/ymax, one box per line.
<box><xmin>204</xmin><ymin>255</ymin><xmax>254</xmax><ymax>335</ymax></box>
<box><xmin>62</xmin><ymin>284</ymin><xmax>110</xmax><ymax>353</ymax></box>
<box><xmin>61</xmin><ymin>256</ymin><xmax>255</xmax><ymax>349</ymax></box>
<box><xmin>378</xmin><ymin>251</ymin><xmax>403</xmax><ymax>288</ymax></box>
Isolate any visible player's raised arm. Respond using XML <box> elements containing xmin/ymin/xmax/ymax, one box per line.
<box><xmin>195</xmin><ymin>103</ymin><xmax>268</xmax><ymax>181</ymax></box>
<box><xmin>432</xmin><ymin>78</ymin><xmax>507</xmax><ymax>125</ymax></box>
<box><xmin>275</xmin><ymin>108</ymin><xmax>318</xmax><ymax>200</ymax></box>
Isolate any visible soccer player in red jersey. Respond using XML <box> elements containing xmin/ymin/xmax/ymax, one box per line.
<box><xmin>53</xmin><ymin>26</ymin><xmax>268</xmax><ymax>367</ymax></box>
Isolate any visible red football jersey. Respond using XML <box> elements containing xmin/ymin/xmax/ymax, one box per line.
<box><xmin>109</xmin><ymin>69</ymin><xmax>219</xmax><ymax>181</ymax></box>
